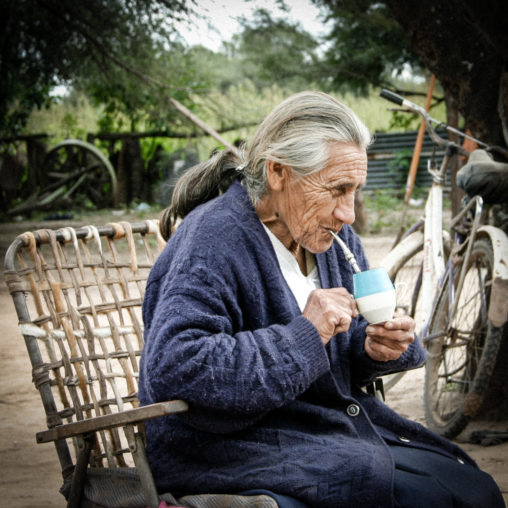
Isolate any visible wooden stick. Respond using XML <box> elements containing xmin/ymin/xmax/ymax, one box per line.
<box><xmin>392</xmin><ymin>75</ymin><xmax>436</xmax><ymax>247</ymax></box>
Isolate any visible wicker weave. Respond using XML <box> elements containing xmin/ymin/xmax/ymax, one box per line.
<box><xmin>5</xmin><ymin>220</ymin><xmax>165</xmax><ymax>458</ymax></box>
<box><xmin>4</xmin><ymin>220</ymin><xmax>182</xmax><ymax>507</ymax></box>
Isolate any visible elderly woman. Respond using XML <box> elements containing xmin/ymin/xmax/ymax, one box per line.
<box><xmin>139</xmin><ymin>92</ymin><xmax>504</xmax><ymax>507</ymax></box>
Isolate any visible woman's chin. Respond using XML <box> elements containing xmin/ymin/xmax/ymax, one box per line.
<box><xmin>306</xmin><ymin>237</ymin><xmax>334</xmax><ymax>254</ymax></box>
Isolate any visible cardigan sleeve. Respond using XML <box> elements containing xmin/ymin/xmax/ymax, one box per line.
<box><xmin>350</xmin><ymin>324</ymin><xmax>427</xmax><ymax>386</ymax></box>
<box><xmin>140</xmin><ymin>251</ymin><xmax>331</xmax><ymax>433</ymax></box>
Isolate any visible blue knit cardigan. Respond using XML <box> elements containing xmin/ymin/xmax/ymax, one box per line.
<box><xmin>139</xmin><ymin>180</ymin><xmax>475</xmax><ymax>508</ymax></box>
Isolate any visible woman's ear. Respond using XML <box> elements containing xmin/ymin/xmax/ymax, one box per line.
<box><xmin>266</xmin><ymin>160</ymin><xmax>290</xmax><ymax>191</ymax></box>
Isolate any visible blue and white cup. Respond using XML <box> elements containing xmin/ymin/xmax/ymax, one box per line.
<box><xmin>353</xmin><ymin>267</ymin><xmax>396</xmax><ymax>324</ymax></box>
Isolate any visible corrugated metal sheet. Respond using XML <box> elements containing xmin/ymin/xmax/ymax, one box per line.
<box><xmin>366</xmin><ymin>129</ymin><xmax>449</xmax><ymax>190</ymax></box>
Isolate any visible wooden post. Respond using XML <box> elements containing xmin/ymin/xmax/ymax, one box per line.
<box><xmin>393</xmin><ymin>75</ymin><xmax>436</xmax><ymax>246</ymax></box>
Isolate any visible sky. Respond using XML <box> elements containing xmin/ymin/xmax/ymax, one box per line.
<box><xmin>176</xmin><ymin>0</ymin><xmax>328</xmax><ymax>51</ymax></box>
<box><xmin>50</xmin><ymin>0</ymin><xmax>327</xmax><ymax>97</ymax></box>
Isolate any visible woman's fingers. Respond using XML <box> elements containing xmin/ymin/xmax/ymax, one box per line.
<box><xmin>364</xmin><ymin>316</ymin><xmax>416</xmax><ymax>362</ymax></box>
<box><xmin>302</xmin><ymin>288</ymin><xmax>357</xmax><ymax>344</ymax></box>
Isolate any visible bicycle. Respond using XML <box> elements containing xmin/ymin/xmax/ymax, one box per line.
<box><xmin>378</xmin><ymin>89</ymin><xmax>508</xmax><ymax>439</ymax></box>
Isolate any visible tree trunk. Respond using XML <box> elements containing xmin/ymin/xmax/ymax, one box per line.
<box><xmin>384</xmin><ymin>0</ymin><xmax>508</xmax><ymax>157</ymax></box>
<box><xmin>26</xmin><ymin>138</ymin><xmax>48</xmax><ymax>194</ymax></box>
<box><xmin>443</xmin><ymin>91</ymin><xmax>464</xmax><ymax>217</ymax></box>
<box><xmin>114</xmin><ymin>138</ymin><xmax>144</xmax><ymax>205</ymax></box>
<box><xmin>127</xmin><ymin>138</ymin><xmax>144</xmax><ymax>203</ymax></box>
<box><xmin>477</xmin><ymin>324</ymin><xmax>508</xmax><ymax>420</ymax></box>
<box><xmin>353</xmin><ymin>189</ymin><xmax>368</xmax><ymax>234</ymax></box>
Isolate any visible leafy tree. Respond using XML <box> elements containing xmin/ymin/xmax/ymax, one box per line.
<box><xmin>384</xmin><ymin>0</ymin><xmax>508</xmax><ymax>150</ymax></box>
<box><xmin>231</xmin><ymin>8</ymin><xmax>322</xmax><ymax>91</ymax></box>
<box><xmin>0</xmin><ymin>0</ymin><xmax>193</xmax><ymax>137</ymax></box>
<box><xmin>313</xmin><ymin>0</ymin><xmax>507</xmax><ymax>151</ymax></box>
<box><xmin>312</xmin><ymin>0</ymin><xmax>423</xmax><ymax>94</ymax></box>
<box><xmin>79</xmin><ymin>40</ymin><xmax>207</xmax><ymax>134</ymax></box>
<box><xmin>186</xmin><ymin>45</ymin><xmax>244</xmax><ymax>93</ymax></box>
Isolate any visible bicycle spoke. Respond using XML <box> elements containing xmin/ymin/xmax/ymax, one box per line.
<box><xmin>424</xmin><ymin>238</ymin><xmax>503</xmax><ymax>437</ymax></box>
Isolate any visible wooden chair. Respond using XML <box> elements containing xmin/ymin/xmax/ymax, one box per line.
<box><xmin>3</xmin><ymin>220</ymin><xmax>281</xmax><ymax>508</ymax></box>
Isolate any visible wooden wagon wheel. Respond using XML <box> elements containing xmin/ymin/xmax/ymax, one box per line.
<box><xmin>41</xmin><ymin>139</ymin><xmax>117</xmax><ymax>207</ymax></box>
<box><xmin>9</xmin><ymin>139</ymin><xmax>117</xmax><ymax>215</ymax></box>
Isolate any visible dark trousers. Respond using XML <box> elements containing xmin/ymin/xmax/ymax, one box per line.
<box><xmin>245</xmin><ymin>445</ymin><xmax>505</xmax><ymax>508</ymax></box>
<box><xmin>391</xmin><ymin>445</ymin><xmax>505</xmax><ymax>508</ymax></box>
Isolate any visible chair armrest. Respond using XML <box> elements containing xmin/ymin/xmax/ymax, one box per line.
<box><xmin>36</xmin><ymin>400</ymin><xmax>188</xmax><ymax>443</ymax></box>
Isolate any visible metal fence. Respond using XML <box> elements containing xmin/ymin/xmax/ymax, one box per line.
<box><xmin>366</xmin><ymin>129</ymin><xmax>449</xmax><ymax>190</ymax></box>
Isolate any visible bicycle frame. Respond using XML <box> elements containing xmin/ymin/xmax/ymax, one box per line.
<box><xmin>379</xmin><ymin>89</ymin><xmax>498</xmax><ymax>340</ymax></box>
<box><xmin>419</xmin><ymin>193</ymin><xmax>485</xmax><ymax>343</ymax></box>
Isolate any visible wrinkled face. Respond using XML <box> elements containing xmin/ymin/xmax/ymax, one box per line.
<box><xmin>277</xmin><ymin>143</ymin><xmax>367</xmax><ymax>253</ymax></box>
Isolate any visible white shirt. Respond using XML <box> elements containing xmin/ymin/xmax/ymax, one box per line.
<box><xmin>262</xmin><ymin>224</ymin><xmax>321</xmax><ymax>311</ymax></box>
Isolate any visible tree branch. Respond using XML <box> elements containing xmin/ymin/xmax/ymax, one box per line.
<box><xmin>36</xmin><ymin>0</ymin><xmax>240</xmax><ymax>154</ymax></box>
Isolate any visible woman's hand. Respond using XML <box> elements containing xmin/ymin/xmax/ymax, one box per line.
<box><xmin>364</xmin><ymin>316</ymin><xmax>416</xmax><ymax>362</ymax></box>
<box><xmin>302</xmin><ymin>288</ymin><xmax>358</xmax><ymax>344</ymax></box>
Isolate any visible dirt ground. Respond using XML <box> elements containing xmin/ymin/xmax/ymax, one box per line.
<box><xmin>0</xmin><ymin>214</ymin><xmax>506</xmax><ymax>507</ymax></box>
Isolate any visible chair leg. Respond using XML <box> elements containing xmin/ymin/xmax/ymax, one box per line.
<box><xmin>67</xmin><ymin>434</ymin><xmax>94</xmax><ymax>508</ymax></box>
<box><xmin>125</xmin><ymin>425</ymin><xmax>160</xmax><ymax>508</ymax></box>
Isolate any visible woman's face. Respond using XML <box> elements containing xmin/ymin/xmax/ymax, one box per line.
<box><xmin>274</xmin><ymin>143</ymin><xmax>367</xmax><ymax>254</ymax></box>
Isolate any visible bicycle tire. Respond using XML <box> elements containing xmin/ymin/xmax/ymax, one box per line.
<box><xmin>381</xmin><ymin>230</ymin><xmax>424</xmax><ymax>391</ymax></box>
<box><xmin>386</xmin><ymin>233</ymin><xmax>425</xmax><ymax>327</ymax></box>
<box><xmin>381</xmin><ymin>228</ymin><xmax>453</xmax><ymax>391</ymax></box>
<box><xmin>424</xmin><ymin>237</ymin><xmax>503</xmax><ymax>438</ymax></box>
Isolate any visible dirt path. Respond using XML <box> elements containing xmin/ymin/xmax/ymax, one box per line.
<box><xmin>0</xmin><ymin>215</ymin><xmax>506</xmax><ymax>506</ymax></box>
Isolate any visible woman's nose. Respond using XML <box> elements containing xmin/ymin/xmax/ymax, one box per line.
<box><xmin>333</xmin><ymin>194</ymin><xmax>355</xmax><ymax>224</ymax></box>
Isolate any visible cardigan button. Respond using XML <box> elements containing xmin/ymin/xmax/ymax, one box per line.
<box><xmin>346</xmin><ymin>404</ymin><xmax>360</xmax><ymax>417</ymax></box>
<box><xmin>398</xmin><ymin>436</ymin><xmax>411</xmax><ymax>443</ymax></box>
<box><xmin>457</xmin><ymin>457</ymin><xmax>465</xmax><ymax>464</ymax></box>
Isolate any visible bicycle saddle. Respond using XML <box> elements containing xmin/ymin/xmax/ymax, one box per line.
<box><xmin>457</xmin><ymin>149</ymin><xmax>508</xmax><ymax>204</ymax></box>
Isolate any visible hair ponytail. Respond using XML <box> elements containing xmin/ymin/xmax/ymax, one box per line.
<box><xmin>159</xmin><ymin>147</ymin><xmax>244</xmax><ymax>240</ymax></box>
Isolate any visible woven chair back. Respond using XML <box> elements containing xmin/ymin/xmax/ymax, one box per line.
<box><xmin>4</xmin><ymin>219</ymin><xmax>165</xmax><ymax>472</ymax></box>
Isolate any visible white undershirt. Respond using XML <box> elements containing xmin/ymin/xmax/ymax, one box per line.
<box><xmin>262</xmin><ymin>224</ymin><xmax>321</xmax><ymax>311</ymax></box>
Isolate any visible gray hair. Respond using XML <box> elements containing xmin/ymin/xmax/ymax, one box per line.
<box><xmin>242</xmin><ymin>91</ymin><xmax>371</xmax><ymax>202</ymax></box>
<box><xmin>160</xmin><ymin>91</ymin><xmax>371</xmax><ymax>240</ymax></box>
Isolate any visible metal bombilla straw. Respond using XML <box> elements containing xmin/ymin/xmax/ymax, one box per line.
<box><xmin>329</xmin><ymin>230</ymin><xmax>361</xmax><ymax>274</ymax></box>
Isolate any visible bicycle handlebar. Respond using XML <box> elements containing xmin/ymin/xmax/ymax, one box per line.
<box><xmin>380</xmin><ymin>89</ymin><xmax>508</xmax><ymax>159</ymax></box>
<box><xmin>379</xmin><ymin>89</ymin><xmax>404</xmax><ymax>106</ymax></box>
<box><xmin>380</xmin><ymin>88</ymin><xmax>467</xmax><ymax>154</ymax></box>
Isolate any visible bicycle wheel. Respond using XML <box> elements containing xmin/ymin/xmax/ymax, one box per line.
<box><xmin>387</xmin><ymin>234</ymin><xmax>424</xmax><ymax>328</ymax></box>
<box><xmin>424</xmin><ymin>237</ymin><xmax>503</xmax><ymax>438</ymax></box>
<box><xmin>381</xmin><ymin>230</ymin><xmax>424</xmax><ymax>391</ymax></box>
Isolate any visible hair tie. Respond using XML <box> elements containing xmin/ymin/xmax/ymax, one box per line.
<box><xmin>236</xmin><ymin>163</ymin><xmax>247</xmax><ymax>173</ymax></box>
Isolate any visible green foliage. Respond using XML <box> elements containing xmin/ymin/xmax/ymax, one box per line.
<box><xmin>311</xmin><ymin>0</ymin><xmax>423</xmax><ymax>94</ymax></box>
<box><xmin>386</xmin><ymin>148</ymin><xmax>412</xmax><ymax>186</ymax></box>
<box><xmin>190</xmin><ymin>81</ymin><xmax>290</xmax><ymax>159</ymax></box>
<box><xmin>22</xmin><ymin>81</ymin><xmax>403</xmax><ymax>161</ymax></box>
<box><xmin>232</xmin><ymin>8</ymin><xmax>321</xmax><ymax>91</ymax></box>
<box><xmin>340</xmin><ymin>90</ymin><xmax>395</xmax><ymax>133</ymax></box>
<box><xmin>363</xmin><ymin>189</ymin><xmax>403</xmax><ymax>233</ymax></box>
<box><xmin>0</xmin><ymin>0</ymin><xmax>193</xmax><ymax>137</ymax></box>
<box><xmin>3</xmin><ymin>0</ymin><xmax>432</xmax><ymax>141</ymax></box>
<box><xmin>25</xmin><ymin>91</ymin><xmax>100</xmax><ymax>142</ymax></box>
<box><xmin>79</xmin><ymin>39</ymin><xmax>202</xmax><ymax>133</ymax></box>
<box><xmin>364</xmin><ymin>189</ymin><xmax>401</xmax><ymax>212</ymax></box>
<box><xmin>187</xmin><ymin>45</ymin><xmax>244</xmax><ymax>93</ymax></box>
<box><xmin>3</xmin><ymin>0</ymin><xmax>441</xmax><ymax>216</ymax></box>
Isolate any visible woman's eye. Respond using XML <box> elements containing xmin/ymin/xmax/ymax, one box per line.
<box><xmin>331</xmin><ymin>186</ymin><xmax>346</xmax><ymax>197</ymax></box>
